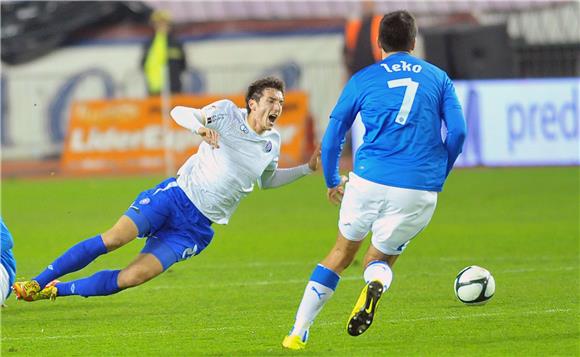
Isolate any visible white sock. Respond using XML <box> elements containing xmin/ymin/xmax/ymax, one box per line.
<box><xmin>290</xmin><ymin>264</ymin><xmax>340</xmax><ymax>340</ymax></box>
<box><xmin>363</xmin><ymin>260</ymin><xmax>393</xmax><ymax>291</ymax></box>
<box><xmin>292</xmin><ymin>281</ymin><xmax>334</xmax><ymax>339</ymax></box>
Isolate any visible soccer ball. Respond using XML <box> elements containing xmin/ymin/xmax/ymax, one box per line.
<box><xmin>454</xmin><ymin>266</ymin><xmax>495</xmax><ymax>305</ymax></box>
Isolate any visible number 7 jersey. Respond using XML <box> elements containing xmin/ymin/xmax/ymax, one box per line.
<box><xmin>321</xmin><ymin>52</ymin><xmax>466</xmax><ymax>192</ymax></box>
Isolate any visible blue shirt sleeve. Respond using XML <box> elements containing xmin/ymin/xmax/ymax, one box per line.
<box><xmin>322</xmin><ymin>77</ymin><xmax>361</xmax><ymax>188</ymax></box>
<box><xmin>441</xmin><ymin>76</ymin><xmax>467</xmax><ymax>176</ymax></box>
<box><xmin>1</xmin><ymin>219</ymin><xmax>13</xmax><ymax>253</ymax></box>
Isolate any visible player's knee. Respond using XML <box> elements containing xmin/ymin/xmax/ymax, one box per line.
<box><xmin>118</xmin><ymin>269</ymin><xmax>150</xmax><ymax>288</ymax></box>
<box><xmin>102</xmin><ymin>218</ymin><xmax>138</xmax><ymax>251</ymax></box>
<box><xmin>101</xmin><ymin>232</ymin><xmax>125</xmax><ymax>251</ymax></box>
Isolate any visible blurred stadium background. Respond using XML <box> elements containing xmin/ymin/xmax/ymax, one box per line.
<box><xmin>1</xmin><ymin>0</ymin><xmax>578</xmax><ymax>176</ymax></box>
<box><xmin>1</xmin><ymin>1</ymin><xmax>579</xmax><ymax>355</ymax></box>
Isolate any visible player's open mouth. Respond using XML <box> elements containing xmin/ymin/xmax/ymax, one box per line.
<box><xmin>268</xmin><ymin>114</ymin><xmax>278</xmax><ymax>123</ymax></box>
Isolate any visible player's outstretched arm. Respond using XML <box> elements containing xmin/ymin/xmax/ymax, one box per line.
<box><xmin>260</xmin><ymin>145</ymin><xmax>321</xmax><ymax>189</ymax></box>
<box><xmin>170</xmin><ymin>106</ymin><xmax>220</xmax><ymax>149</ymax></box>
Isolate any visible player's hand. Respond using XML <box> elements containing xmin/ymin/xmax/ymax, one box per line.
<box><xmin>308</xmin><ymin>143</ymin><xmax>321</xmax><ymax>171</ymax></box>
<box><xmin>327</xmin><ymin>175</ymin><xmax>348</xmax><ymax>205</ymax></box>
<box><xmin>197</xmin><ymin>127</ymin><xmax>220</xmax><ymax>149</ymax></box>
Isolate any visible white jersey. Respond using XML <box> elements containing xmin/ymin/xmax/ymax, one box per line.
<box><xmin>176</xmin><ymin>100</ymin><xmax>280</xmax><ymax>224</ymax></box>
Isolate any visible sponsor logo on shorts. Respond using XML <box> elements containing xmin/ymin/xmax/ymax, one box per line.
<box><xmin>139</xmin><ymin>198</ymin><xmax>151</xmax><ymax>205</ymax></box>
<box><xmin>182</xmin><ymin>245</ymin><xmax>198</xmax><ymax>259</ymax></box>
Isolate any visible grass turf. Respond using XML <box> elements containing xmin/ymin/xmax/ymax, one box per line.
<box><xmin>1</xmin><ymin>167</ymin><xmax>578</xmax><ymax>356</ymax></box>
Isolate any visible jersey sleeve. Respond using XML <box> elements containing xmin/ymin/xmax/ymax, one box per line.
<box><xmin>322</xmin><ymin>77</ymin><xmax>361</xmax><ymax>188</ymax></box>
<box><xmin>170</xmin><ymin>106</ymin><xmax>205</xmax><ymax>133</ymax></box>
<box><xmin>201</xmin><ymin>99</ymin><xmax>237</xmax><ymax>133</ymax></box>
<box><xmin>441</xmin><ymin>76</ymin><xmax>467</xmax><ymax>176</ymax></box>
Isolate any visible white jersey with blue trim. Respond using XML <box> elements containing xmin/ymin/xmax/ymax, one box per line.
<box><xmin>176</xmin><ymin>100</ymin><xmax>280</xmax><ymax>224</ymax></box>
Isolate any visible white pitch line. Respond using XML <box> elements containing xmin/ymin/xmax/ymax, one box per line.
<box><xmin>1</xmin><ymin>308</ymin><xmax>572</xmax><ymax>341</ymax></box>
<box><xmin>187</xmin><ymin>257</ymin><xmax>579</xmax><ymax>270</ymax></box>
<box><xmin>146</xmin><ymin>265</ymin><xmax>578</xmax><ymax>290</ymax></box>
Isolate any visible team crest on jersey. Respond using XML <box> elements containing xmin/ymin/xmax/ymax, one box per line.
<box><xmin>240</xmin><ymin>124</ymin><xmax>249</xmax><ymax>134</ymax></box>
<box><xmin>139</xmin><ymin>198</ymin><xmax>151</xmax><ymax>205</ymax></box>
<box><xmin>264</xmin><ymin>141</ymin><xmax>273</xmax><ymax>153</ymax></box>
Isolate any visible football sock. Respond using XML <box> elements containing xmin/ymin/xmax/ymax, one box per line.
<box><xmin>291</xmin><ymin>264</ymin><xmax>340</xmax><ymax>339</ymax></box>
<box><xmin>56</xmin><ymin>270</ymin><xmax>121</xmax><ymax>297</ymax></box>
<box><xmin>363</xmin><ymin>260</ymin><xmax>393</xmax><ymax>291</ymax></box>
<box><xmin>34</xmin><ymin>235</ymin><xmax>108</xmax><ymax>288</ymax></box>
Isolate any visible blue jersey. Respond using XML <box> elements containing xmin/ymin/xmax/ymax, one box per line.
<box><xmin>322</xmin><ymin>52</ymin><xmax>466</xmax><ymax>192</ymax></box>
<box><xmin>1</xmin><ymin>217</ymin><xmax>17</xmax><ymax>290</ymax></box>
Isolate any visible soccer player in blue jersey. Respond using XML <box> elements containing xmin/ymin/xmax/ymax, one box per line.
<box><xmin>12</xmin><ymin>77</ymin><xmax>321</xmax><ymax>303</ymax></box>
<box><xmin>1</xmin><ymin>217</ymin><xmax>17</xmax><ymax>306</ymax></box>
<box><xmin>283</xmin><ymin>10</ymin><xmax>466</xmax><ymax>350</ymax></box>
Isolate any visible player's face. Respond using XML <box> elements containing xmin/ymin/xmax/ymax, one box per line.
<box><xmin>249</xmin><ymin>88</ymin><xmax>284</xmax><ymax>133</ymax></box>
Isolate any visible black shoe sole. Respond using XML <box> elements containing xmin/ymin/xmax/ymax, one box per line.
<box><xmin>347</xmin><ymin>281</ymin><xmax>384</xmax><ymax>336</ymax></box>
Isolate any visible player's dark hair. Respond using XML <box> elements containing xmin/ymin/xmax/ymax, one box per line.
<box><xmin>378</xmin><ymin>10</ymin><xmax>417</xmax><ymax>53</ymax></box>
<box><xmin>245</xmin><ymin>76</ymin><xmax>285</xmax><ymax>113</ymax></box>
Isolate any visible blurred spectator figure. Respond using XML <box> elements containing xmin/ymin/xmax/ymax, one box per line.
<box><xmin>141</xmin><ymin>10</ymin><xmax>186</xmax><ymax>96</ymax></box>
<box><xmin>343</xmin><ymin>1</ymin><xmax>382</xmax><ymax>159</ymax></box>
<box><xmin>343</xmin><ymin>0</ymin><xmax>382</xmax><ymax>77</ymax></box>
<box><xmin>1</xmin><ymin>217</ymin><xmax>16</xmax><ymax>306</ymax></box>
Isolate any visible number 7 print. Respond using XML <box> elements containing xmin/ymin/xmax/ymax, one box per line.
<box><xmin>388</xmin><ymin>78</ymin><xmax>419</xmax><ymax>125</ymax></box>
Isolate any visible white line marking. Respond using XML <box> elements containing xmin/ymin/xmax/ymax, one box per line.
<box><xmin>146</xmin><ymin>265</ymin><xmax>577</xmax><ymax>290</ymax></box>
<box><xmin>1</xmin><ymin>308</ymin><xmax>571</xmax><ymax>341</ymax></box>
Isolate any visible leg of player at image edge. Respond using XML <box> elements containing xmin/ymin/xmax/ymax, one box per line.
<box><xmin>282</xmin><ymin>260</ymin><xmax>393</xmax><ymax>349</ymax></box>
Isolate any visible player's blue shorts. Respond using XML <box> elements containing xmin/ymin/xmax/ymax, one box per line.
<box><xmin>124</xmin><ymin>178</ymin><xmax>214</xmax><ymax>271</ymax></box>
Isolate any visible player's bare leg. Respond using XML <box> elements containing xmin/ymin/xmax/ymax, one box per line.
<box><xmin>320</xmin><ymin>233</ymin><xmax>363</xmax><ymax>274</ymax></box>
<box><xmin>101</xmin><ymin>215</ymin><xmax>139</xmax><ymax>252</ymax></box>
<box><xmin>363</xmin><ymin>245</ymin><xmax>399</xmax><ymax>268</ymax></box>
<box><xmin>117</xmin><ymin>253</ymin><xmax>164</xmax><ymax>289</ymax></box>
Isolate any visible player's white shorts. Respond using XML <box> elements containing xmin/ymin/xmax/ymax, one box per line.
<box><xmin>339</xmin><ymin>172</ymin><xmax>438</xmax><ymax>255</ymax></box>
<box><xmin>0</xmin><ymin>263</ymin><xmax>10</xmax><ymax>305</ymax></box>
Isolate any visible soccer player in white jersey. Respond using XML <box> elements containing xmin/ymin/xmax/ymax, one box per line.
<box><xmin>13</xmin><ymin>77</ymin><xmax>320</xmax><ymax>303</ymax></box>
<box><xmin>283</xmin><ymin>11</ymin><xmax>466</xmax><ymax>349</ymax></box>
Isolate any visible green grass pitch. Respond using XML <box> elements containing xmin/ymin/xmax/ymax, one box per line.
<box><xmin>1</xmin><ymin>167</ymin><xmax>578</xmax><ymax>356</ymax></box>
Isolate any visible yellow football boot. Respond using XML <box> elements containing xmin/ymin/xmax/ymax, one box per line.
<box><xmin>346</xmin><ymin>280</ymin><xmax>384</xmax><ymax>336</ymax></box>
<box><xmin>12</xmin><ymin>280</ymin><xmax>58</xmax><ymax>302</ymax></box>
<box><xmin>282</xmin><ymin>334</ymin><xmax>307</xmax><ymax>350</ymax></box>
<box><xmin>34</xmin><ymin>280</ymin><xmax>59</xmax><ymax>301</ymax></box>
<box><xmin>12</xmin><ymin>280</ymin><xmax>41</xmax><ymax>301</ymax></box>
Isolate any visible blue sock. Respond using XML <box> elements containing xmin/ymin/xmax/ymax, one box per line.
<box><xmin>34</xmin><ymin>235</ymin><xmax>108</xmax><ymax>288</ymax></box>
<box><xmin>56</xmin><ymin>270</ymin><xmax>121</xmax><ymax>297</ymax></box>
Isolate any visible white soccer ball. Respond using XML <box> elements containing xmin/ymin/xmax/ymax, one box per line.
<box><xmin>454</xmin><ymin>266</ymin><xmax>495</xmax><ymax>305</ymax></box>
